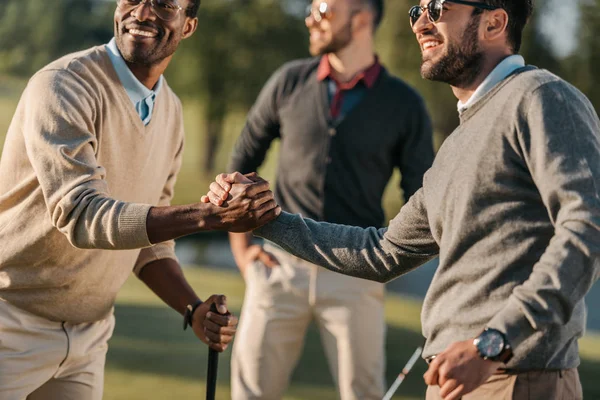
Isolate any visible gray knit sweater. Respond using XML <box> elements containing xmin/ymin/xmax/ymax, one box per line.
<box><xmin>255</xmin><ymin>67</ymin><xmax>600</xmax><ymax>370</ymax></box>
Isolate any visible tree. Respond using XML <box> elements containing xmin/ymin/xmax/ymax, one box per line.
<box><xmin>0</xmin><ymin>0</ymin><xmax>112</xmax><ymax>76</ymax></box>
<box><xmin>574</xmin><ymin>0</ymin><xmax>600</xmax><ymax>112</ymax></box>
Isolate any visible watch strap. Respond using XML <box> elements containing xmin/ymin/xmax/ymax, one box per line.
<box><xmin>183</xmin><ymin>299</ymin><xmax>203</xmax><ymax>331</ymax></box>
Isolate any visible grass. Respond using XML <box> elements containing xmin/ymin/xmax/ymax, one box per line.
<box><xmin>105</xmin><ymin>266</ymin><xmax>600</xmax><ymax>400</ymax></box>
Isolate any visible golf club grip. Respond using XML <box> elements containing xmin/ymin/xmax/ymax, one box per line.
<box><xmin>206</xmin><ymin>303</ymin><xmax>220</xmax><ymax>400</ymax></box>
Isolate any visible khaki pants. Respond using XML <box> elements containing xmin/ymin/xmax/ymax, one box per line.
<box><xmin>231</xmin><ymin>245</ymin><xmax>386</xmax><ymax>400</ymax></box>
<box><xmin>0</xmin><ymin>299</ymin><xmax>115</xmax><ymax>400</ymax></box>
<box><xmin>426</xmin><ymin>369</ymin><xmax>583</xmax><ymax>400</ymax></box>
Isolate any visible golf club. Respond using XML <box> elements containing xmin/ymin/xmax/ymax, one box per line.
<box><xmin>206</xmin><ymin>303</ymin><xmax>220</xmax><ymax>400</ymax></box>
<box><xmin>382</xmin><ymin>346</ymin><xmax>423</xmax><ymax>400</ymax></box>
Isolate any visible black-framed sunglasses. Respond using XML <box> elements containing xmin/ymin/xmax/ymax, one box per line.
<box><xmin>409</xmin><ymin>0</ymin><xmax>499</xmax><ymax>27</ymax></box>
<box><xmin>116</xmin><ymin>0</ymin><xmax>183</xmax><ymax>22</ymax></box>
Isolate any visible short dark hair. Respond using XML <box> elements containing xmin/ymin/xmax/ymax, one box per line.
<box><xmin>480</xmin><ymin>0</ymin><xmax>534</xmax><ymax>53</ymax></box>
<box><xmin>358</xmin><ymin>0</ymin><xmax>384</xmax><ymax>30</ymax></box>
<box><xmin>185</xmin><ymin>0</ymin><xmax>201</xmax><ymax>18</ymax></box>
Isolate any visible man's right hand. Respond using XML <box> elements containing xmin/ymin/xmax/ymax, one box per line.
<box><xmin>202</xmin><ymin>172</ymin><xmax>281</xmax><ymax>233</ymax></box>
<box><xmin>235</xmin><ymin>243</ymin><xmax>280</xmax><ymax>277</ymax></box>
<box><xmin>201</xmin><ymin>172</ymin><xmax>259</xmax><ymax>206</ymax></box>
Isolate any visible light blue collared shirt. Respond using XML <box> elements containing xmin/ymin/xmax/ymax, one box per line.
<box><xmin>106</xmin><ymin>38</ymin><xmax>163</xmax><ymax>126</ymax></box>
<box><xmin>458</xmin><ymin>55</ymin><xmax>525</xmax><ymax>114</ymax></box>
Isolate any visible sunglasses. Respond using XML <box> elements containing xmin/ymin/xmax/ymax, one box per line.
<box><xmin>116</xmin><ymin>0</ymin><xmax>183</xmax><ymax>22</ymax></box>
<box><xmin>409</xmin><ymin>0</ymin><xmax>499</xmax><ymax>27</ymax></box>
<box><xmin>305</xmin><ymin>2</ymin><xmax>333</xmax><ymax>22</ymax></box>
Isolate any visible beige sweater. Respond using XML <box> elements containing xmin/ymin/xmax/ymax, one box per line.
<box><xmin>0</xmin><ymin>46</ymin><xmax>184</xmax><ymax>323</ymax></box>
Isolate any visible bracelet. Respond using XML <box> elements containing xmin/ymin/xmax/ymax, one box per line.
<box><xmin>183</xmin><ymin>299</ymin><xmax>203</xmax><ymax>331</ymax></box>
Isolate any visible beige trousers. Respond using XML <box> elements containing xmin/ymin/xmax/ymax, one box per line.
<box><xmin>0</xmin><ymin>299</ymin><xmax>115</xmax><ymax>400</ymax></box>
<box><xmin>426</xmin><ymin>369</ymin><xmax>583</xmax><ymax>400</ymax></box>
<box><xmin>231</xmin><ymin>245</ymin><xmax>386</xmax><ymax>400</ymax></box>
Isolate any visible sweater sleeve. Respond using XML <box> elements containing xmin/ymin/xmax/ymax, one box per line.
<box><xmin>396</xmin><ymin>95</ymin><xmax>435</xmax><ymax>202</ymax></box>
<box><xmin>254</xmin><ymin>187</ymin><xmax>439</xmax><ymax>282</ymax></box>
<box><xmin>133</xmin><ymin>133</ymin><xmax>184</xmax><ymax>276</ymax></box>
<box><xmin>227</xmin><ymin>66</ymin><xmax>285</xmax><ymax>173</ymax></box>
<box><xmin>487</xmin><ymin>81</ymin><xmax>600</xmax><ymax>354</ymax></box>
<box><xmin>22</xmin><ymin>69</ymin><xmax>152</xmax><ymax>250</ymax></box>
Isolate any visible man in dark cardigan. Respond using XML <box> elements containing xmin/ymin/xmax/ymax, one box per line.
<box><xmin>220</xmin><ymin>0</ymin><xmax>434</xmax><ymax>398</ymax></box>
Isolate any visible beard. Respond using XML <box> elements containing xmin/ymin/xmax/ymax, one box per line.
<box><xmin>420</xmin><ymin>14</ymin><xmax>484</xmax><ymax>87</ymax></box>
<box><xmin>310</xmin><ymin>20</ymin><xmax>353</xmax><ymax>56</ymax></box>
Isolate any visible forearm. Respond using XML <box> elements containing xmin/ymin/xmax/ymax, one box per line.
<box><xmin>229</xmin><ymin>232</ymin><xmax>253</xmax><ymax>268</ymax></box>
<box><xmin>139</xmin><ymin>258</ymin><xmax>200</xmax><ymax>315</ymax></box>
<box><xmin>147</xmin><ymin>203</ymin><xmax>221</xmax><ymax>244</ymax></box>
<box><xmin>254</xmin><ymin>212</ymin><xmax>436</xmax><ymax>283</ymax></box>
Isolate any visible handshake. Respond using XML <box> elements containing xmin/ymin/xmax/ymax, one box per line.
<box><xmin>200</xmin><ymin>172</ymin><xmax>281</xmax><ymax>232</ymax></box>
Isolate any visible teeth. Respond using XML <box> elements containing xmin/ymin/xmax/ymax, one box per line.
<box><xmin>129</xmin><ymin>29</ymin><xmax>157</xmax><ymax>38</ymax></box>
<box><xmin>423</xmin><ymin>41</ymin><xmax>441</xmax><ymax>49</ymax></box>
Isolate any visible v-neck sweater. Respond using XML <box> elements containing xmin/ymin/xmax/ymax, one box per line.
<box><xmin>0</xmin><ymin>45</ymin><xmax>184</xmax><ymax>323</ymax></box>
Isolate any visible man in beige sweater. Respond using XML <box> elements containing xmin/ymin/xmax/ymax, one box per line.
<box><xmin>0</xmin><ymin>1</ymin><xmax>279</xmax><ymax>399</ymax></box>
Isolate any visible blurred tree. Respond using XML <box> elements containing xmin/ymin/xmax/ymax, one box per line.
<box><xmin>1</xmin><ymin>0</ymin><xmax>596</xmax><ymax>172</ymax></box>
<box><xmin>0</xmin><ymin>0</ymin><xmax>113</xmax><ymax>76</ymax></box>
<box><xmin>167</xmin><ymin>0</ymin><xmax>308</xmax><ymax>174</ymax></box>
<box><xmin>522</xmin><ymin>0</ymin><xmax>599</xmax><ymax>114</ymax></box>
<box><xmin>573</xmin><ymin>0</ymin><xmax>599</xmax><ymax>112</ymax></box>
<box><xmin>520</xmin><ymin>3</ymin><xmax>563</xmax><ymax>86</ymax></box>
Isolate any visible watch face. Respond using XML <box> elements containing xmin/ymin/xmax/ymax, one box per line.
<box><xmin>476</xmin><ymin>330</ymin><xmax>504</xmax><ymax>358</ymax></box>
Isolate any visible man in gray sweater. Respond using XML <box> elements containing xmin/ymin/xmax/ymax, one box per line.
<box><xmin>204</xmin><ymin>0</ymin><xmax>600</xmax><ymax>399</ymax></box>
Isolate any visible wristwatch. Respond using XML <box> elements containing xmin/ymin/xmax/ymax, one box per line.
<box><xmin>473</xmin><ymin>328</ymin><xmax>513</xmax><ymax>363</ymax></box>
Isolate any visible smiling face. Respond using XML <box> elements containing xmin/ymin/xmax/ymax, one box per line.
<box><xmin>305</xmin><ymin>0</ymin><xmax>360</xmax><ymax>56</ymax></box>
<box><xmin>114</xmin><ymin>0</ymin><xmax>196</xmax><ymax>66</ymax></box>
<box><xmin>413</xmin><ymin>1</ymin><xmax>485</xmax><ymax>87</ymax></box>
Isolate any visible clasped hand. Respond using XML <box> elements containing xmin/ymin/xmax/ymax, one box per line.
<box><xmin>201</xmin><ymin>172</ymin><xmax>281</xmax><ymax>232</ymax></box>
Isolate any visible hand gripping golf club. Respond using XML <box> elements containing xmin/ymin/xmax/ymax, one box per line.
<box><xmin>206</xmin><ymin>303</ymin><xmax>220</xmax><ymax>400</ymax></box>
<box><xmin>382</xmin><ymin>346</ymin><xmax>423</xmax><ymax>400</ymax></box>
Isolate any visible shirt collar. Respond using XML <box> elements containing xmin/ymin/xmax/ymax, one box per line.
<box><xmin>105</xmin><ymin>37</ymin><xmax>163</xmax><ymax>104</ymax></box>
<box><xmin>457</xmin><ymin>54</ymin><xmax>525</xmax><ymax>114</ymax></box>
<box><xmin>317</xmin><ymin>54</ymin><xmax>382</xmax><ymax>89</ymax></box>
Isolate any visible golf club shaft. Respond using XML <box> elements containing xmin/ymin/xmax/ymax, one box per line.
<box><xmin>382</xmin><ymin>347</ymin><xmax>423</xmax><ymax>400</ymax></box>
<box><xmin>206</xmin><ymin>303</ymin><xmax>219</xmax><ymax>400</ymax></box>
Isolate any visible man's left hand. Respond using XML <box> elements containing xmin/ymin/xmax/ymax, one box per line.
<box><xmin>191</xmin><ymin>294</ymin><xmax>238</xmax><ymax>352</ymax></box>
<box><xmin>423</xmin><ymin>339</ymin><xmax>503</xmax><ymax>400</ymax></box>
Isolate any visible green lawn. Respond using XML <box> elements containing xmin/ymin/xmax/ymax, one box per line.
<box><xmin>106</xmin><ymin>266</ymin><xmax>600</xmax><ymax>400</ymax></box>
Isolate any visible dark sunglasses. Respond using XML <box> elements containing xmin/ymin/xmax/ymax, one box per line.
<box><xmin>409</xmin><ymin>0</ymin><xmax>499</xmax><ymax>27</ymax></box>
